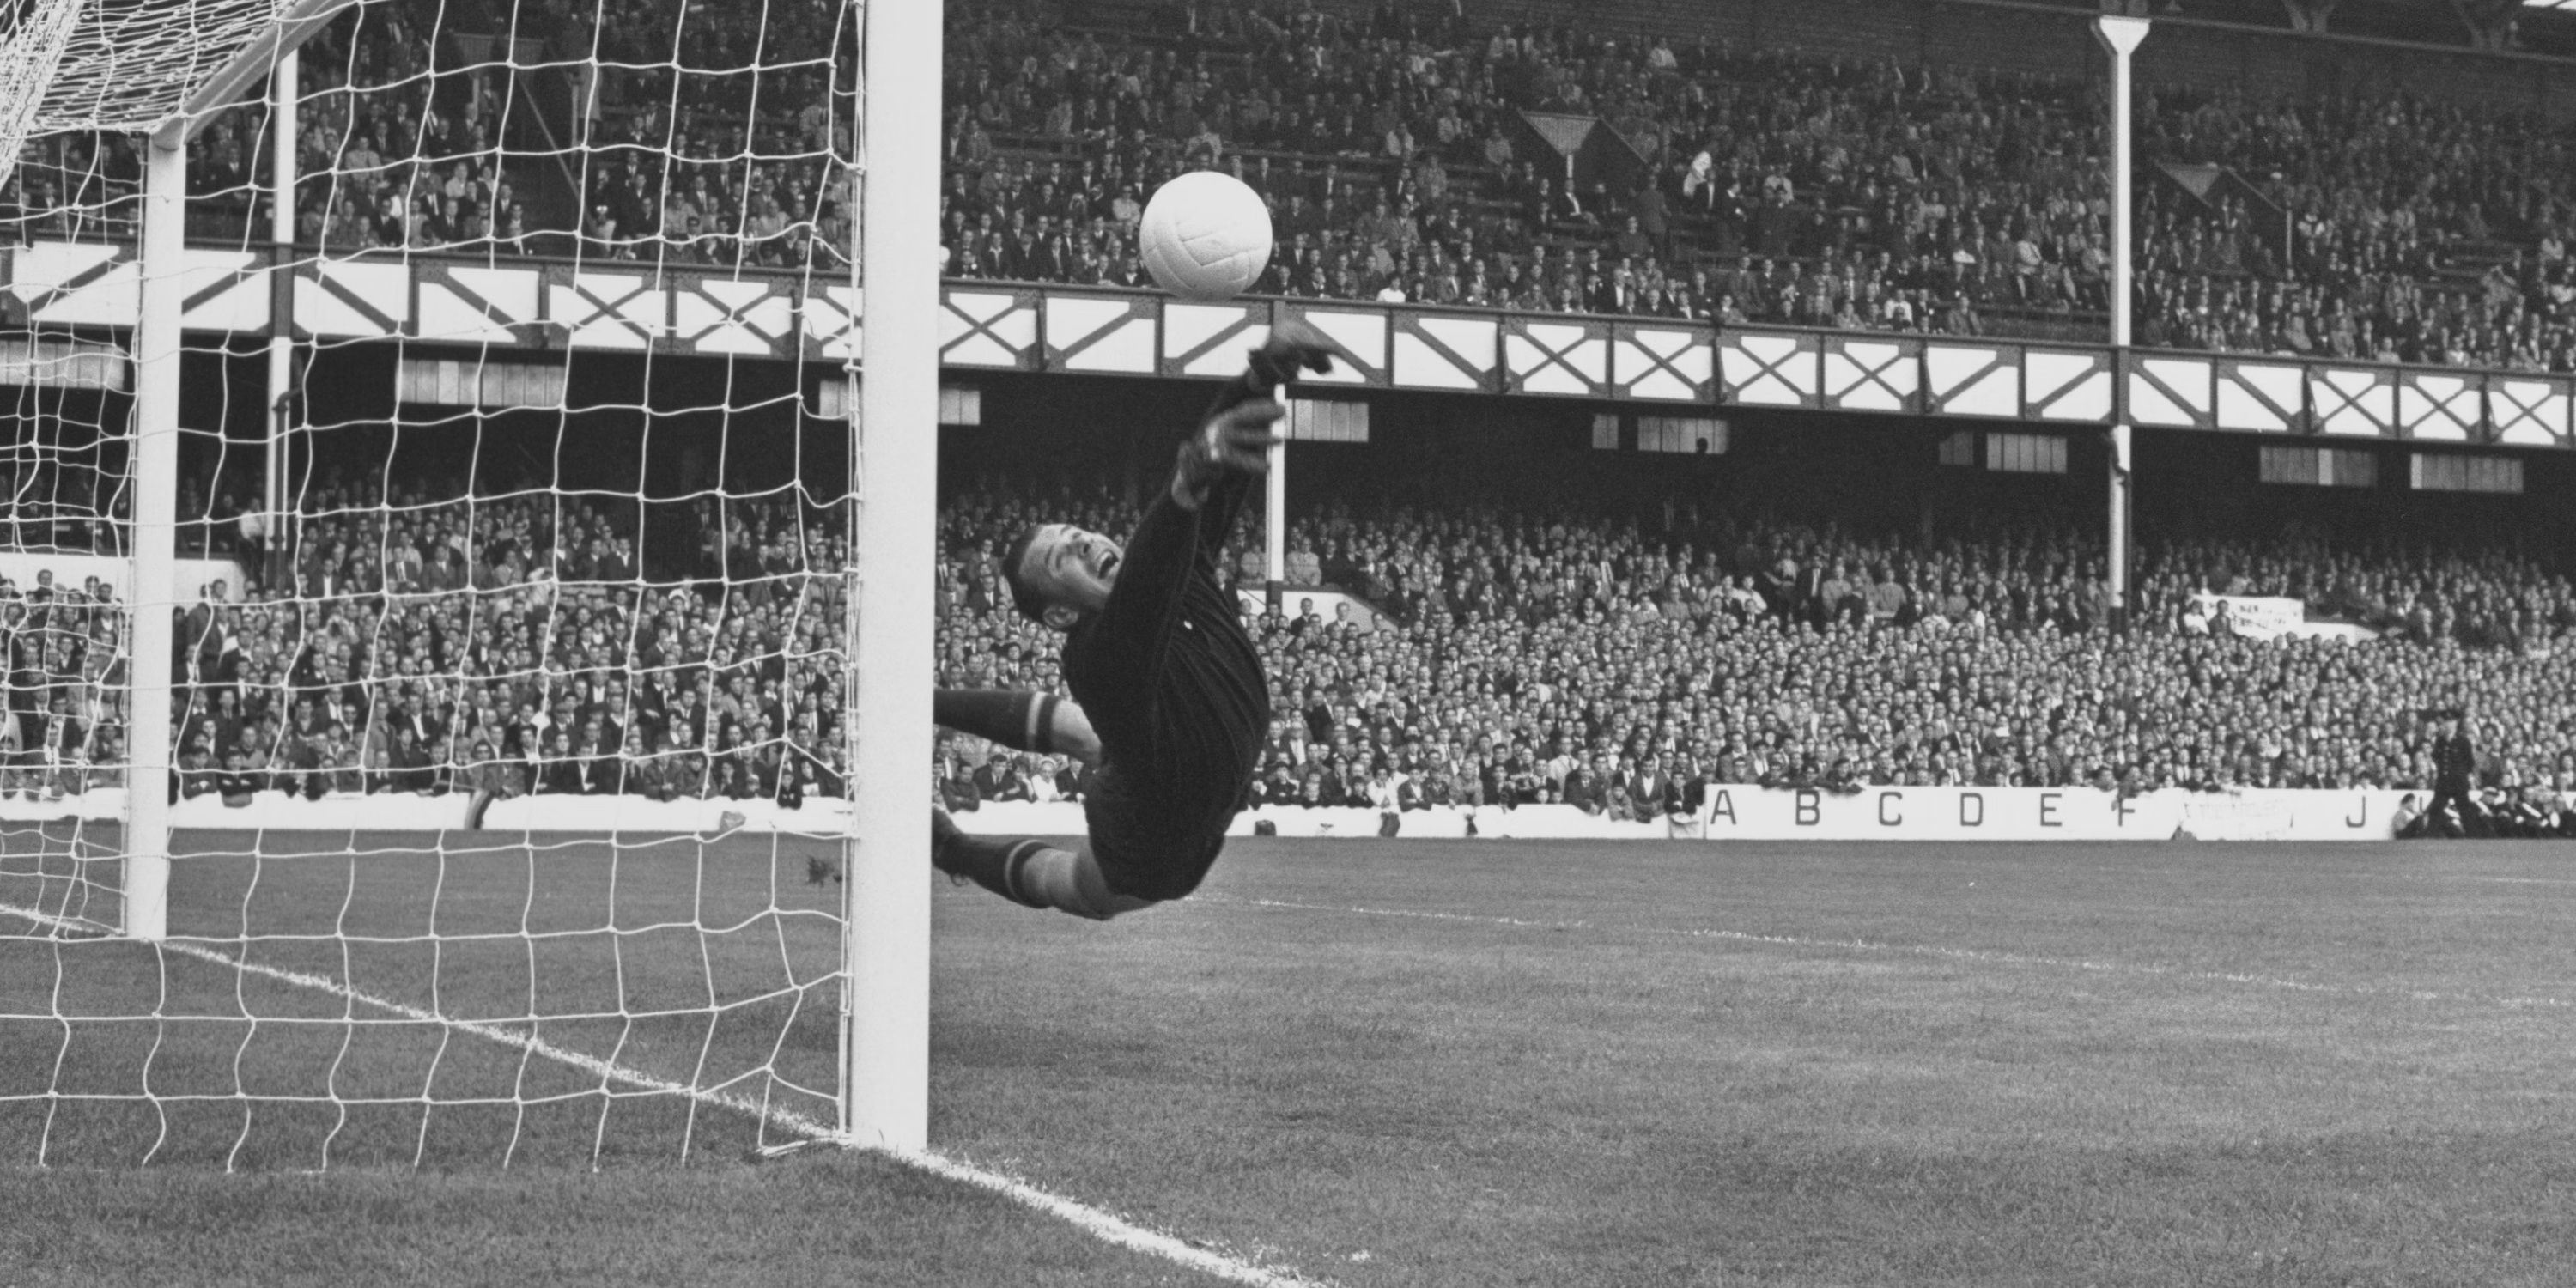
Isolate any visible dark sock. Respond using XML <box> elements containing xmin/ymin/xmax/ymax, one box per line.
<box><xmin>933</xmin><ymin>689</ymin><xmax>1064</xmax><ymax>755</ymax></box>
<box><xmin>933</xmin><ymin>828</ymin><xmax>1051</xmax><ymax>908</ymax></box>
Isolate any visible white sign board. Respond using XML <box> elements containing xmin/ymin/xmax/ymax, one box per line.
<box><xmin>2184</xmin><ymin>593</ymin><xmax>2374</xmax><ymax>642</ymax></box>
<box><xmin>3</xmin><ymin>785</ymin><xmax>2408</xmax><ymax>841</ymax></box>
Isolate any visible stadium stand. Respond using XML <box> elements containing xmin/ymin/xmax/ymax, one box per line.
<box><xmin>7</xmin><ymin>460</ymin><xmax>2571</xmax><ymax>826</ymax></box>
<box><xmin>9</xmin><ymin>0</ymin><xmax>2576</xmax><ymax>839</ymax></box>
<box><xmin>15</xmin><ymin>0</ymin><xmax>2576</xmax><ymax>368</ymax></box>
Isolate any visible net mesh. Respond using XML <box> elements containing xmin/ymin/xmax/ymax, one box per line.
<box><xmin>0</xmin><ymin>0</ymin><xmax>86</xmax><ymax>197</ymax></box>
<box><xmin>29</xmin><ymin>0</ymin><xmax>329</xmax><ymax>137</ymax></box>
<box><xmin>2</xmin><ymin>0</ymin><xmax>868</xmax><ymax>1167</ymax></box>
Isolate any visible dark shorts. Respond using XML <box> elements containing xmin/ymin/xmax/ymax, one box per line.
<box><xmin>1083</xmin><ymin>761</ymin><xmax>1230</xmax><ymax>902</ymax></box>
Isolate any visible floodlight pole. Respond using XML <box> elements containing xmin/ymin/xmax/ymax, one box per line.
<box><xmin>2095</xmin><ymin>15</ymin><xmax>2148</xmax><ymax>635</ymax></box>
<box><xmin>266</xmin><ymin>50</ymin><xmax>298</xmax><ymax>529</ymax></box>
<box><xmin>125</xmin><ymin>132</ymin><xmax>186</xmax><ymax>941</ymax></box>
<box><xmin>1265</xmin><ymin>421</ymin><xmax>1287</xmax><ymax>590</ymax></box>
<box><xmin>845</xmin><ymin>0</ymin><xmax>937</xmax><ymax>1153</ymax></box>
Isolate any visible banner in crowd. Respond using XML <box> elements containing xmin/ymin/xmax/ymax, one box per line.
<box><xmin>2184</xmin><ymin>592</ymin><xmax>2375</xmax><ymax>643</ymax></box>
<box><xmin>0</xmin><ymin>786</ymin><xmax>2411</xmax><ymax>841</ymax></box>
<box><xmin>2185</xmin><ymin>593</ymin><xmax>2302</xmax><ymax>639</ymax></box>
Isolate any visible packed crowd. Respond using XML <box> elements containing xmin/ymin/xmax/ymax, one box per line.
<box><xmin>6</xmin><ymin>467</ymin><xmax>2574</xmax><ymax>818</ymax></box>
<box><xmin>935</xmin><ymin>5</ymin><xmax>2111</xmax><ymax>338</ymax></box>
<box><xmin>0</xmin><ymin>569</ymin><xmax>126</xmax><ymax>795</ymax></box>
<box><xmin>3</xmin><ymin>468</ymin><xmax>856</xmax><ymax>809</ymax></box>
<box><xmin>931</xmin><ymin>476</ymin><xmax>2576</xmax><ymax>820</ymax></box>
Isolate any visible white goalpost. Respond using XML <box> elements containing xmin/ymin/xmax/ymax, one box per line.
<box><xmin>846</xmin><ymin>0</ymin><xmax>936</xmax><ymax>1154</ymax></box>
<box><xmin>1</xmin><ymin>0</ymin><xmax>933</xmax><ymax>1166</ymax></box>
<box><xmin>121</xmin><ymin>124</ymin><xmax>180</xmax><ymax>942</ymax></box>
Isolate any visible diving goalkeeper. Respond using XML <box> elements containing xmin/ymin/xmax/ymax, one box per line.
<box><xmin>930</xmin><ymin>319</ymin><xmax>1335</xmax><ymax>919</ymax></box>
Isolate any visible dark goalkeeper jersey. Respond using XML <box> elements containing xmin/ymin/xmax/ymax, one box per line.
<box><xmin>1059</xmin><ymin>407</ymin><xmax>1271</xmax><ymax>854</ymax></box>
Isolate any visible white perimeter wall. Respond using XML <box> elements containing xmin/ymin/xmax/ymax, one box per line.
<box><xmin>1</xmin><ymin>786</ymin><xmax>2413</xmax><ymax>841</ymax></box>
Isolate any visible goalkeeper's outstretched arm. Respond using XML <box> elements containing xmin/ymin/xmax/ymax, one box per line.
<box><xmin>1167</xmin><ymin>317</ymin><xmax>1337</xmax><ymax>514</ymax></box>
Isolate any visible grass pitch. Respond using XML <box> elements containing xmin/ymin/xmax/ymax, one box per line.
<box><xmin>7</xmin><ymin>830</ymin><xmax>2576</xmax><ymax>1285</ymax></box>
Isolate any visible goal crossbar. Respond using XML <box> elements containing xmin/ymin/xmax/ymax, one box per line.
<box><xmin>29</xmin><ymin>0</ymin><xmax>359</xmax><ymax>138</ymax></box>
<box><xmin>151</xmin><ymin>0</ymin><xmax>366</xmax><ymax>147</ymax></box>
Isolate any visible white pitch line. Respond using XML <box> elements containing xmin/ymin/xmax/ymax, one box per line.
<box><xmin>1220</xmin><ymin>896</ymin><xmax>2573</xmax><ymax>1012</ymax></box>
<box><xmin>2337</xmin><ymin>870</ymin><xmax>2576</xmax><ymax>889</ymax></box>
<box><xmin>0</xmin><ymin>900</ymin><xmax>1330</xmax><ymax>1288</ymax></box>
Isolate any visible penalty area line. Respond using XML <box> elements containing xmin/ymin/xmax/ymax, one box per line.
<box><xmin>0</xmin><ymin>899</ymin><xmax>1331</xmax><ymax>1288</ymax></box>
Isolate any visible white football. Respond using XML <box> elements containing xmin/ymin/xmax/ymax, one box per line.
<box><xmin>1138</xmin><ymin>171</ymin><xmax>1274</xmax><ymax>302</ymax></box>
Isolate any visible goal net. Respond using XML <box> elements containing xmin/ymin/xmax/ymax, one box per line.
<box><xmin>0</xmin><ymin>0</ymin><xmax>920</xmax><ymax>1168</ymax></box>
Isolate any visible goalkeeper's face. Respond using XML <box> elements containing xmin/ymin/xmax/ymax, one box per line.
<box><xmin>1016</xmin><ymin>523</ymin><xmax>1123</xmax><ymax>625</ymax></box>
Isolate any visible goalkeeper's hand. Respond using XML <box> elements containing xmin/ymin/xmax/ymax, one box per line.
<box><xmin>1248</xmin><ymin>317</ymin><xmax>1335</xmax><ymax>390</ymax></box>
<box><xmin>1172</xmin><ymin>399</ymin><xmax>1285</xmax><ymax>511</ymax></box>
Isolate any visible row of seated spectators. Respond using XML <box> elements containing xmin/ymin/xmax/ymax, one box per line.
<box><xmin>5</xmin><ymin>466</ymin><xmax>2574</xmax><ymax>815</ymax></box>
<box><xmin>931</xmin><ymin>475</ymin><xmax>2576</xmax><ymax>819</ymax></box>
<box><xmin>11</xmin><ymin>0</ymin><xmax>2576</xmax><ymax>372</ymax></box>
